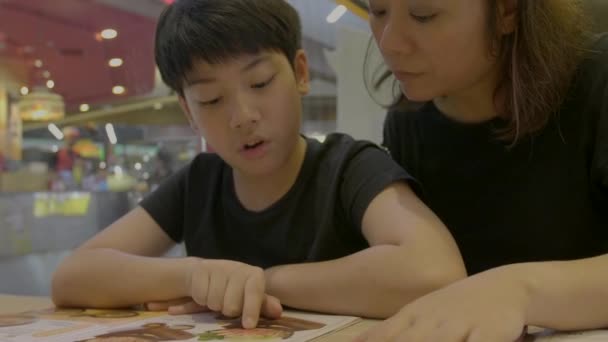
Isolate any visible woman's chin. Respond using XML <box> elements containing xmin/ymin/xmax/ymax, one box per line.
<box><xmin>399</xmin><ymin>84</ymin><xmax>436</xmax><ymax>103</ymax></box>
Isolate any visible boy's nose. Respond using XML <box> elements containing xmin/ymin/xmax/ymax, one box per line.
<box><xmin>229</xmin><ymin>100</ymin><xmax>261</xmax><ymax>130</ymax></box>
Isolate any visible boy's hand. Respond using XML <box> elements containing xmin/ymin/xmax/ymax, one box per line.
<box><xmin>183</xmin><ymin>259</ymin><xmax>282</xmax><ymax>328</ymax></box>
<box><xmin>145</xmin><ymin>295</ymin><xmax>282</xmax><ymax>320</ymax></box>
<box><xmin>145</xmin><ymin>297</ymin><xmax>209</xmax><ymax>314</ymax></box>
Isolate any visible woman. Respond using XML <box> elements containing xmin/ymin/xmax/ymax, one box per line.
<box><xmin>358</xmin><ymin>0</ymin><xmax>608</xmax><ymax>341</ymax></box>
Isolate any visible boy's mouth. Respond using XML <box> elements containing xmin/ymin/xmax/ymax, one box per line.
<box><xmin>239</xmin><ymin>139</ymin><xmax>269</xmax><ymax>160</ymax></box>
<box><xmin>244</xmin><ymin>140</ymin><xmax>264</xmax><ymax>150</ymax></box>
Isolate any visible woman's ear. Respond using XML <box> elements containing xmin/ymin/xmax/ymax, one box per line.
<box><xmin>498</xmin><ymin>0</ymin><xmax>518</xmax><ymax>34</ymax></box>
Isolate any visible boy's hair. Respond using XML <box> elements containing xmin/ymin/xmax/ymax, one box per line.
<box><xmin>155</xmin><ymin>0</ymin><xmax>302</xmax><ymax>95</ymax></box>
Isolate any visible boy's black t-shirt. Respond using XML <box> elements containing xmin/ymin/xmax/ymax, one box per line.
<box><xmin>140</xmin><ymin>133</ymin><xmax>412</xmax><ymax>269</ymax></box>
<box><xmin>383</xmin><ymin>34</ymin><xmax>608</xmax><ymax>275</ymax></box>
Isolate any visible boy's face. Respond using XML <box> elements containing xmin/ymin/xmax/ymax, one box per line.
<box><xmin>179</xmin><ymin>50</ymin><xmax>309</xmax><ymax>176</ymax></box>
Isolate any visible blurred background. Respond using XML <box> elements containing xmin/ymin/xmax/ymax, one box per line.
<box><xmin>0</xmin><ymin>0</ymin><xmax>606</xmax><ymax>296</ymax></box>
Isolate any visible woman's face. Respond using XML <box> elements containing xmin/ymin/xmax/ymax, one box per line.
<box><xmin>369</xmin><ymin>0</ymin><xmax>501</xmax><ymax>101</ymax></box>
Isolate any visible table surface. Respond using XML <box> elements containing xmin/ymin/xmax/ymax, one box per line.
<box><xmin>0</xmin><ymin>294</ymin><xmax>377</xmax><ymax>342</ymax></box>
<box><xmin>3</xmin><ymin>295</ymin><xmax>603</xmax><ymax>341</ymax></box>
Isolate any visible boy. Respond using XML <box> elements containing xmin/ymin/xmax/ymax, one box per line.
<box><xmin>52</xmin><ymin>0</ymin><xmax>465</xmax><ymax>329</ymax></box>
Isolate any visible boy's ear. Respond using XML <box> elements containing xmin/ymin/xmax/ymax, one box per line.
<box><xmin>498</xmin><ymin>0</ymin><xmax>517</xmax><ymax>35</ymax></box>
<box><xmin>178</xmin><ymin>95</ymin><xmax>200</xmax><ymax>134</ymax></box>
<box><xmin>293</xmin><ymin>49</ymin><xmax>310</xmax><ymax>95</ymax></box>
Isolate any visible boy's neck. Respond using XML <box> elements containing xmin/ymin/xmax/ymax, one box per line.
<box><xmin>233</xmin><ymin>136</ymin><xmax>307</xmax><ymax>212</ymax></box>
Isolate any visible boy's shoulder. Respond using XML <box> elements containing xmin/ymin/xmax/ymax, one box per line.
<box><xmin>190</xmin><ymin>152</ymin><xmax>226</xmax><ymax>169</ymax></box>
<box><xmin>314</xmin><ymin>132</ymin><xmax>385</xmax><ymax>157</ymax></box>
<box><xmin>177</xmin><ymin>152</ymin><xmax>227</xmax><ymax>185</ymax></box>
<box><xmin>308</xmin><ymin>132</ymin><xmax>396</xmax><ymax>175</ymax></box>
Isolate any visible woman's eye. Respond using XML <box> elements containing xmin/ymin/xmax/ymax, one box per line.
<box><xmin>370</xmin><ymin>9</ymin><xmax>386</xmax><ymax>18</ymax></box>
<box><xmin>411</xmin><ymin>13</ymin><xmax>437</xmax><ymax>23</ymax></box>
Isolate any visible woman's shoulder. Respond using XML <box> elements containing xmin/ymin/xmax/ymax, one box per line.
<box><xmin>590</xmin><ymin>32</ymin><xmax>608</xmax><ymax>55</ymax></box>
<box><xmin>562</xmin><ymin>33</ymin><xmax>608</xmax><ymax>117</ymax></box>
<box><xmin>576</xmin><ymin>33</ymin><xmax>608</xmax><ymax>84</ymax></box>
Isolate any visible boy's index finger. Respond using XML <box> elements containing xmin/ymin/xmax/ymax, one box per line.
<box><xmin>241</xmin><ymin>273</ymin><xmax>266</xmax><ymax>329</ymax></box>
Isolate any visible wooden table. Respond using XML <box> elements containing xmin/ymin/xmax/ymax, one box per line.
<box><xmin>0</xmin><ymin>294</ymin><xmax>377</xmax><ymax>341</ymax></box>
<box><xmin>4</xmin><ymin>295</ymin><xmax>602</xmax><ymax>341</ymax></box>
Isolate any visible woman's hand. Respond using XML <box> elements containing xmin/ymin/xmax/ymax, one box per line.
<box><xmin>356</xmin><ymin>267</ymin><xmax>529</xmax><ymax>342</ymax></box>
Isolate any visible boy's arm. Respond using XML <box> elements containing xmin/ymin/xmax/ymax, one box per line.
<box><xmin>264</xmin><ymin>182</ymin><xmax>467</xmax><ymax>319</ymax></box>
<box><xmin>51</xmin><ymin>207</ymin><xmax>194</xmax><ymax>308</ymax></box>
<box><xmin>53</xmin><ymin>163</ymin><xmax>197</xmax><ymax>310</ymax></box>
<box><xmin>52</xmin><ymin>207</ymin><xmax>281</xmax><ymax>327</ymax></box>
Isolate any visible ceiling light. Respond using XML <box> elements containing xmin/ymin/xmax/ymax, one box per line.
<box><xmin>46</xmin><ymin>80</ymin><xmax>55</xmax><ymax>89</ymax></box>
<box><xmin>80</xmin><ymin>104</ymin><xmax>90</xmax><ymax>112</ymax></box>
<box><xmin>48</xmin><ymin>123</ymin><xmax>64</xmax><ymax>140</ymax></box>
<box><xmin>112</xmin><ymin>85</ymin><xmax>126</xmax><ymax>95</ymax></box>
<box><xmin>105</xmin><ymin>123</ymin><xmax>118</xmax><ymax>145</ymax></box>
<box><xmin>108</xmin><ymin>58</ymin><xmax>123</xmax><ymax>67</ymax></box>
<box><xmin>101</xmin><ymin>29</ymin><xmax>118</xmax><ymax>40</ymax></box>
<box><xmin>20</xmin><ymin>86</ymin><xmax>29</xmax><ymax>96</ymax></box>
<box><xmin>34</xmin><ymin>59</ymin><xmax>43</xmax><ymax>68</ymax></box>
<box><xmin>327</xmin><ymin>5</ymin><xmax>348</xmax><ymax>23</ymax></box>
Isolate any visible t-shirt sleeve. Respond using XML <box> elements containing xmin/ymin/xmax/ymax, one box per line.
<box><xmin>590</xmin><ymin>35</ymin><xmax>608</xmax><ymax>205</ymax></box>
<box><xmin>594</xmin><ymin>75</ymin><xmax>608</xmax><ymax>196</ymax></box>
<box><xmin>382</xmin><ymin>109</ymin><xmax>403</xmax><ymax>163</ymax></box>
<box><xmin>340</xmin><ymin>143</ymin><xmax>415</xmax><ymax>232</ymax></box>
<box><xmin>139</xmin><ymin>165</ymin><xmax>188</xmax><ymax>243</ymax></box>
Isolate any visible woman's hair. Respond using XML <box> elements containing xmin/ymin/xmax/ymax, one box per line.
<box><xmin>366</xmin><ymin>0</ymin><xmax>592</xmax><ymax>143</ymax></box>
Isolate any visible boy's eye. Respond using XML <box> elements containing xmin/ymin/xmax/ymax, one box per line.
<box><xmin>252</xmin><ymin>75</ymin><xmax>276</xmax><ymax>89</ymax></box>
<box><xmin>200</xmin><ymin>97</ymin><xmax>221</xmax><ymax>106</ymax></box>
<box><xmin>411</xmin><ymin>13</ymin><xmax>437</xmax><ymax>23</ymax></box>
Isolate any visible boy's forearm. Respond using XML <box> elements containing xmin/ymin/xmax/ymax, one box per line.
<box><xmin>506</xmin><ymin>254</ymin><xmax>608</xmax><ymax>331</ymax></box>
<box><xmin>265</xmin><ymin>245</ymin><xmax>465</xmax><ymax>318</ymax></box>
<box><xmin>52</xmin><ymin>248</ymin><xmax>195</xmax><ymax>309</ymax></box>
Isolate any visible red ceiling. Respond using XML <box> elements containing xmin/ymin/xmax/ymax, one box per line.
<box><xmin>0</xmin><ymin>0</ymin><xmax>158</xmax><ymax>110</ymax></box>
